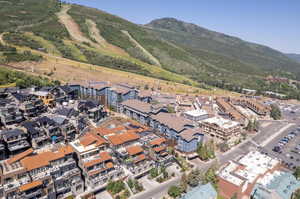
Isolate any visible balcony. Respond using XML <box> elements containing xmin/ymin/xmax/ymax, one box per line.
<box><xmin>56</xmin><ymin>168</ymin><xmax>81</xmax><ymax>181</ymax></box>
<box><xmin>3</xmin><ymin>177</ymin><xmax>31</xmax><ymax>193</ymax></box>
<box><xmin>31</xmin><ymin>171</ymin><xmax>51</xmax><ymax>181</ymax></box>
<box><xmin>129</xmin><ymin>161</ymin><xmax>154</xmax><ymax>175</ymax></box>
<box><xmin>56</xmin><ymin>185</ymin><xmax>71</xmax><ymax>194</ymax></box>
<box><xmin>8</xmin><ymin>140</ymin><xmax>30</xmax><ymax>152</ymax></box>
<box><xmin>20</xmin><ymin>189</ymin><xmax>43</xmax><ymax>199</ymax></box>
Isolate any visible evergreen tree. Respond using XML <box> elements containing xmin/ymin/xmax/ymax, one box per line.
<box><xmin>270</xmin><ymin>104</ymin><xmax>282</xmax><ymax>120</ymax></box>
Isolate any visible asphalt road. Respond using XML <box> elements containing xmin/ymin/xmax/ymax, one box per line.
<box><xmin>130</xmin><ymin>120</ymin><xmax>295</xmax><ymax>199</ymax></box>
<box><xmin>130</xmin><ymin>176</ymin><xmax>181</xmax><ymax>199</ymax></box>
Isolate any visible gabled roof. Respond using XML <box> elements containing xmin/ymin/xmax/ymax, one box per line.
<box><xmin>22</xmin><ymin>121</ymin><xmax>39</xmax><ymax>134</ymax></box>
<box><xmin>21</xmin><ymin>155</ymin><xmax>49</xmax><ymax>171</ymax></box>
<box><xmin>36</xmin><ymin>116</ymin><xmax>56</xmax><ymax>126</ymax></box>
<box><xmin>59</xmin><ymin>85</ymin><xmax>73</xmax><ymax>94</ymax></box>
<box><xmin>149</xmin><ymin>137</ymin><xmax>166</xmax><ymax>146</ymax></box>
<box><xmin>7</xmin><ymin>148</ymin><xmax>34</xmax><ymax>165</ymax></box>
<box><xmin>151</xmin><ymin>112</ymin><xmax>192</xmax><ymax>132</ymax></box>
<box><xmin>83</xmin><ymin>152</ymin><xmax>112</xmax><ymax>168</ymax></box>
<box><xmin>121</xmin><ymin>99</ymin><xmax>153</xmax><ymax>114</ymax></box>
<box><xmin>78</xmin><ymin>100</ymin><xmax>99</xmax><ymax>110</ymax></box>
<box><xmin>138</xmin><ymin>90</ymin><xmax>152</xmax><ymax>98</ymax></box>
<box><xmin>19</xmin><ymin>180</ymin><xmax>43</xmax><ymax>192</ymax></box>
<box><xmin>153</xmin><ymin>146</ymin><xmax>166</xmax><ymax>153</ymax></box>
<box><xmin>1</xmin><ymin>129</ymin><xmax>26</xmax><ymax>139</ymax></box>
<box><xmin>88</xmin><ymin>161</ymin><xmax>114</xmax><ymax>176</ymax></box>
<box><xmin>79</xmin><ymin>132</ymin><xmax>107</xmax><ymax>147</ymax></box>
<box><xmin>126</xmin><ymin>145</ymin><xmax>143</xmax><ymax>156</ymax></box>
<box><xmin>134</xmin><ymin>154</ymin><xmax>146</xmax><ymax>163</ymax></box>
<box><xmin>96</xmin><ymin>126</ymin><xmax>127</xmax><ymax>136</ymax></box>
<box><xmin>56</xmin><ymin>107</ymin><xmax>76</xmax><ymax>117</ymax></box>
<box><xmin>108</xmin><ymin>132</ymin><xmax>140</xmax><ymax>146</ymax></box>
<box><xmin>58</xmin><ymin>145</ymin><xmax>74</xmax><ymax>155</ymax></box>
<box><xmin>20</xmin><ymin>146</ymin><xmax>74</xmax><ymax>171</ymax></box>
<box><xmin>11</xmin><ymin>92</ymin><xmax>31</xmax><ymax>102</ymax></box>
<box><xmin>179</xmin><ymin>128</ymin><xmax>203</xmax><ymax>142</ymax></box>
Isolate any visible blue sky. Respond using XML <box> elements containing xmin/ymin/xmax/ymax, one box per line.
<box><xmin>64</xmin><ymin>0</ymin><xmax>300</xmax><ymax>54</ymax></box>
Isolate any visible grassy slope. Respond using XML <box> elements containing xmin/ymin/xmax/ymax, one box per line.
<box><xmin>66</xmin><ymin>4</ymin><xmax>264</xmax><ymax>89</ymax></box>
<box><xmin>24</xmin><ymin>32</ymin><xmax>62</xmax><ymax>56</ymax></box>
<box><xmin>0</xmin><ymin>0</ymin><xmax>60</xmax><ymax>33</ymax></box>
<box><xmin>146</xmin><ymin>18</ymin><xmax>300</xmax><ymax>79</ymax></box>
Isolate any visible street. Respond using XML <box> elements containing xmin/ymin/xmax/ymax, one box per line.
<box><xmin>129</xmin><ymin>119</ymin><xmax>295</xmax><ymax>199</ymax></box>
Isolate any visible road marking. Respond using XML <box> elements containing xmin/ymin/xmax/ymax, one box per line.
<box><xmin>260</xmin><ymin>123</ymin><xmax>295</xmax><ymax>147</ymax></box>
<box><xmin>261</xmin><ymin>122</ymin><xmax>271</xmax><ymax>128</ymax></box>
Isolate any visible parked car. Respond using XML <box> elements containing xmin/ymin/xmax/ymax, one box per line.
<box><xmin>273</xmin><ymin>146</ymin><xmax>281</xmax><ymax>153</ymax></box>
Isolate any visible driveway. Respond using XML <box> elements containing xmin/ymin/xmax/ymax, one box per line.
<box><xmin>138</xmin><ymin>175</ymin><xmax>160</xmax><ymax>191</ymax></box>
<box><xmin>95</xmin><ymin>191</ymin><xmax>112</xmax><ymax>199</ymax></box>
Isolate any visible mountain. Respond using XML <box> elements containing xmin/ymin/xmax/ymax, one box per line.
<box><xmin>286</xmin><ymin>53</ymin><xmax>300</xmax><ymax>63</ymax></box>
<box><xmin>145</xmin><ymin>18</ymin><xmax>300</xmax><ymax>79</ymax></box>
<box><xmin>1</xmin><ymin>0</ymin><xmax>300</xmax><ymax>98</ymax></box>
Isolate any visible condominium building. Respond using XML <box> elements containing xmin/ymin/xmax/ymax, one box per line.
<box><xmin>70</xmin><ymin>133</ymin><xmax>123</xmax><ymax>189</ymax></box>
<box><xmin>199</xmin><ymin>116</ymin><xmax>241</xmax><ymax>144</ymax></box>
<box><xmin>119</xmin><ymin>99</ymin><xmax>166</xmax><ymax>125</ymax></box>
<box><xmin>148</xmin><ymin>137</ymin><xmax>173</xmax><ymax>166</ymax></box>
<box><xmin>233</xmin><ymin>97</ymin><xmax>269</xmax><ymax>116</ymax></box>
<box><xmin>183</xmin><ymin>109</ymin><xmax>209</xmax><ymax>122</ymax></box>
<box><xmin>0</xmin><ymin>129</ymin><xmax>30</xmax><ymax>155</ymax></box>
<box><xmin>216</xmin><ymin>98</ymin><xmax>247</xmax><ymax>125</ymax></box>
<box><xmin>124</xmin><ymin>145</ymin><xmax>154</xmax><ymax>177</ymax></box>
<box><xmin>0</xmin><ymin>146</ymin><xmax>83</xmax><ymax>199</ymax></box>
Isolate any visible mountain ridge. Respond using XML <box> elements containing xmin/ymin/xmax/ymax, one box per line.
<box><xmin>1</xmin><ymin>0</ymin><xmax>300</xmax><ymax>99</ymax></box>
<box><xmin>286</xmin><ymin>53</ymin><xmax>300</xmax><ymax>63</ymax></box>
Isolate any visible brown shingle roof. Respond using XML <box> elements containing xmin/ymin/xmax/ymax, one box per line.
<box><xmin>179</xmin><ymin>128</ymin><xmax>203</xmax><ymax>142</ymax></box>
<box><xmin>217</xmin><ymin>177</ymin><xmax>241</xmax><ymax>199</ymax></box>
<box><xmin>96</xmin><ymin>126</ymin><xmax>127</xmax><ymax>136</ymax></box>
<box><xmin>216</xmin><ymin>98</ymin><xmax>245</xmax><ymax>121</ymax></box>
<box><xmin>83</xmin><ymin>152</ymin><xmax>112</xmax><ymax>168</ymax></box>
<box><xmin>134</xmin><ymin>154</ymin><xmax>146</xmax><ymax>163</ymax></box>
<box><xmin>126</xmin><ymin>145</ymin><xmax>143</xmax><ymax>156</ymax></box>
<box><xmin>20</xmin><ymin>147</ymin><xmax>73</xmax><ymax>171</ymax></box>
<box><xmin>108</xmin><ymin>132</ymin><xmax>140</xmax><ymax>146</ymax></box>
<box><xmin>79</xmin><ymin>133</ymin><xmax>107</xmax><ymax>147</ymax></box>
<box><xmin>7</xmin><ymin>148</ymin><xmax>34</xmax><ymax>165</ymax></box>
<box><xmin>151</xmin><ymin>112</ymin><xmax>191</xmax><ymax>132</ymax></box>
<box><xmin>19</xmin><ymin>180</ymin><xmax>43</xmax><ymax>192</ymax></box>
<box><xmin>113</xmin><ymin>86</ymin><xmax>131</xmax><ymax>95</ymax></box>
<box><xmin>153</xmin><ymin>146</ymin><xmax>166</xmax><ymax>153</ymax></box>
<box><xmin>21</xmin><ymin>155</ymin><xmax>49</xmax><ymax>171</ymax></box>
<box><xmin>121</xmin><ymin>99</ymin><xmax>152</xmax><ymax>114</ymax></box>
<box><xmin>138</xmin><ymin>90</ymin><xmax>152</xmax><ymax>98</ymax></box>
<box><xmin>88</xmin><ymin>162</ymin><xmax>114</xmax><ymax>176</ymax></box>
<box><xmin>58</xmin><ymin>145</ymin><xmax>74</xmax><ymax>155</ymax></box>
<box><xmin>149</xmin><ymin>137</ymin><xmax>166</xmax><ymax>146</ymax></box>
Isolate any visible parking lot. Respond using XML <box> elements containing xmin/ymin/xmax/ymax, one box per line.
<box><xmin>260</xmin><ymin>124</ymin><xmax>300</xmax><ymax>170</ymax></box>
<box><xmin>280</xmin><ymin>103</ymin><xmax>300</xmax><ymax>121</ymax></box>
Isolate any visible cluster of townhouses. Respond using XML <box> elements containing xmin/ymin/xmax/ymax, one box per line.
<box><xmin>0</xmin><ymin>82</ymin><xmax>271</xmax><ymax>198</ymax></box>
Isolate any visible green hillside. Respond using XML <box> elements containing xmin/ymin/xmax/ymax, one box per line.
<box><xmin>1</xmin><ymin>0</ymin><xmax>300</xmax><ymax>98</ymax></box>
<box><xmin>286</xmin><ymin>53</ymin><xmax>300</xmax><ymax>63</ymax></box>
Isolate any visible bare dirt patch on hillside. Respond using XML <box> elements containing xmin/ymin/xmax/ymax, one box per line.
<box><xmin>122</xmin><ymin>30</ymin><xmax>161</xmax><ymax>66</ymax></box>
<box><xmin>86</xmin><ymin>19</ymin><xmax>128</xmax><ymax>56</ymax></box>
<box><xmin>56</xmin><ymin>5</ymin><xmax>91</xmax><ymax>44</ymax></box>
